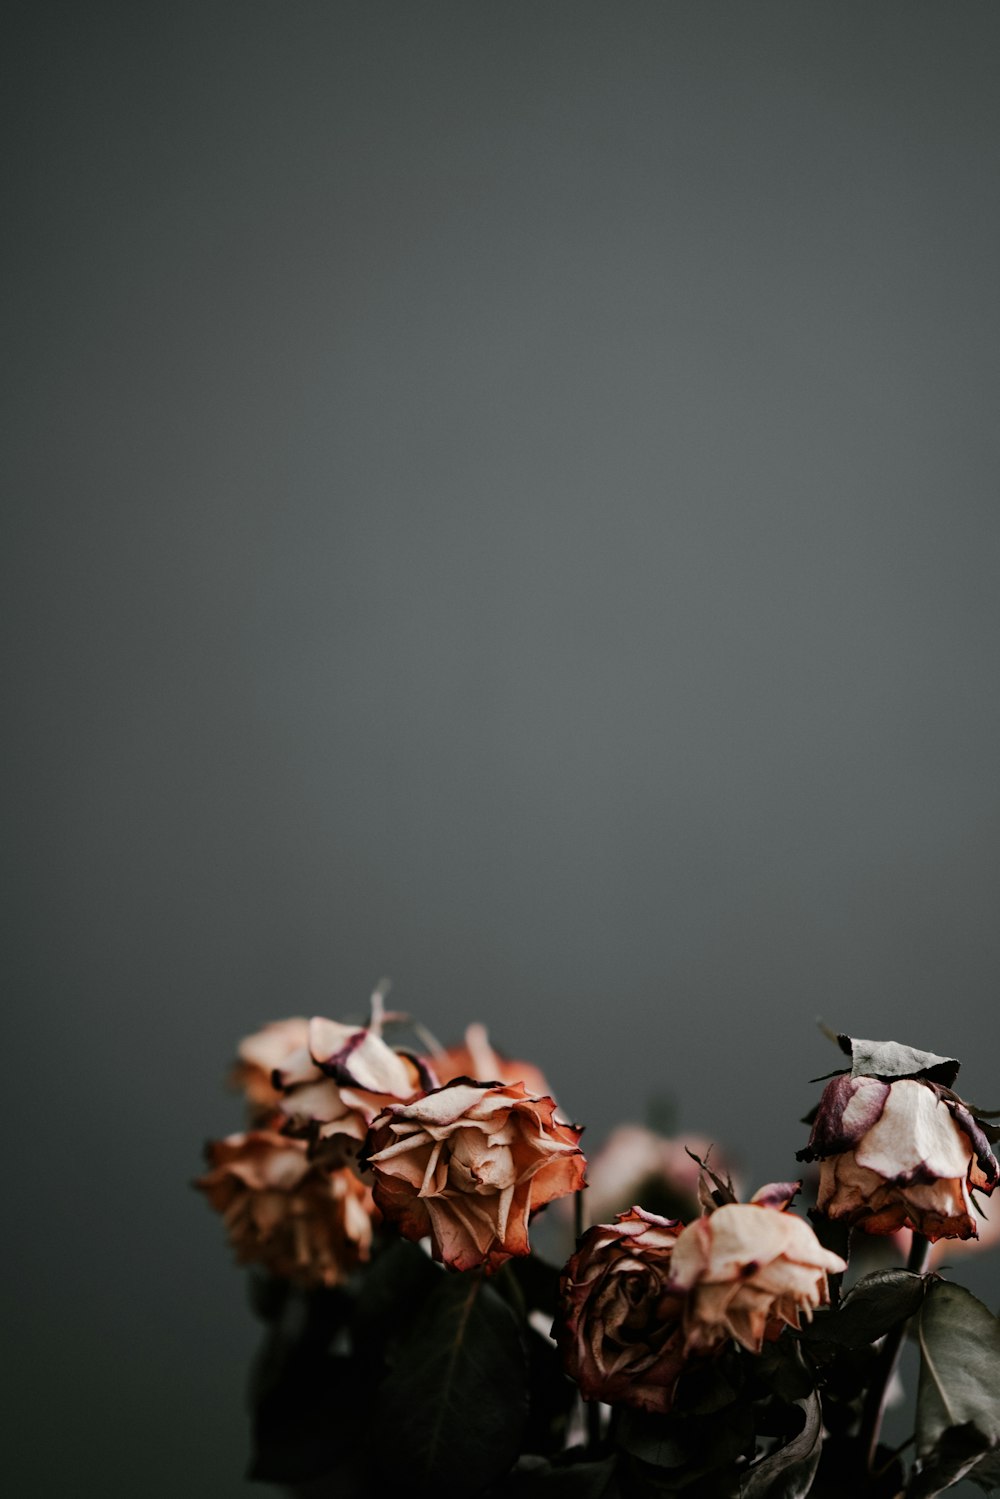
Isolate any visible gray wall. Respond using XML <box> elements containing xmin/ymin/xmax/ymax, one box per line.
<box><xmin>4</xmin><ymin>3</ymin><xmax>999</xmax><ymax>1494</ymax></box>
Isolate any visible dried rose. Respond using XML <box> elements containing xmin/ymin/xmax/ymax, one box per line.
<box><xmin>799</xmin><ymin>1073</ymin><xmax>998</xmax><ymax>1241</ymax></box>
<box><xmin>197</xmin><ymin>1130</ymin><xmax>375</xmax><ymax>1287</ymax></box>
<box><xmin>232</xmin><ymin>1017</ymin><xmax>310</xmax><ymax>1118</ymax></box>
<box><xmin>362</xmin><ymin>1080</ymin><xmax>586</xmax><ymax>1273</ymax></box>
<box><xmin>669</xmin><ymin>1192</ymin><xmax>846</xmax><ymax>1353</ymax></box>
<box><xmin>556</xmin><ymin>1208</ymin><xmax>687</xmax><ymax>1413</ymax></box>
<box><xmin>275</xmin><ymin>1015</ymin><xmax>434</xmax><ymax>1165</ymax></box>
<box><xmin>435</xmin><ymin>1023</ymin><xmax>553</xmax><ymax>1099</ymax></box>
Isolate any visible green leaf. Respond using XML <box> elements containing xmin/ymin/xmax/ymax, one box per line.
<box><xmin>507</xmin><ymin>1250</ymin><xmax>562</xmax><ymax>1318</ymax></box>
<box><xmin>908</xmin><ymin>1423</ymin><xmax>999</xmax><ymax>1497</ymax></box>
<box><xmin>495</xmin><ymin>1453</ymin><xmax>622</xmax><ymax>1496</ymax></box>
<box><xmin>839</xmin><ymin>1035</ymin><xmax>960</xmax><ymax>1087</ymax></box>
<box><xmin>617</xmin><ymin>1403</ymin><xmax>754</xmax><ymax>1485</ymax></box>
<box><xmin>801</xmin><ymin>1269</ymin><xmax>928</xmax><ymax>1348</ymax></box>
<box><xmin>374</xmin><ymin>1270</ymin><xmax>529</xmax><ymax>1497</ymax></box>
<box><xmin>351</xmin><ymin>1236</ymin><xmax>440</xmax><ymax>1349</ymax></box>
<box><xmin>738</xmin><ymin>1392</ymin><xmax>822</xmax><ymax>1499</ymax></box>
<box><xmin>912</xmin><ymin>1281</ymin><xmax>1000</xmax><ymax>1495</ymax></box>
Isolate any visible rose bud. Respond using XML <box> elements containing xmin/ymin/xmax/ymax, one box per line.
<box><xmin>556</xmin><ymin>1208</ymin><xmax>687</xmax><ymax>1413</ymax></box>
<box><xmin>585</xmin><ymin>1126</ymin><xmax>739</xmax><ymax>1226</ymax></box>
<box><xmin>274</xmin><ymin>1014</ymin><xmax>435</xmax><ymax>1166</ymax></box>
<box><xmin>799</xmin><ymin>1073</ymin><xmax>999</xmax><ymax>1241</ymax></box>
<box><xmin>232</xmin><ymin>1017</ymin><xmax>310</xmax><ymax>1118</ymax></box>
<box><xmin>435</xmin><ymin>1022</ymin><xmax>554</xmax><ymax>1099</ymax></box>
<box><xmin>362</xmin><ymin>1080</ymin><xmax>586</xmax><ymax>1273</ymax></box>
<box><xmin>197</xmin><ymin>1130</ymin><xmax>375</xmax><ymax>1288</ymax></box>
<box><xmin>669</xmin><ymin>1190</ymin><xmax>847</xmax><ymax>1353</ymax></box>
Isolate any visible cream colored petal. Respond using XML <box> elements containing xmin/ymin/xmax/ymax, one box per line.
<box><xmin>273</xmin><ymin>1044</ymin><xmax>324</xmax><ymax>1088</ymax></box>
<box><xmin>856</xmin><ymin>1080</ymin><xmax>971</xmax><ymax>1181</ymax></box>
<box><xmin>279</xmin><ymin>1078</ymin><xmax>351</xmax><ymax>1125</ymax></box>
<box><xmin>238</xmin><ymin>1017</ymin><xmax>311</xmax><ymax>1071</ymax></box>
<box><xmin>367</xmin><ymin>1131</ymin><xmax>430</xmax><ymax>1164</ymax></box>
<box><xmin>307</xmin><ymin>1017</ymin><xmax>363</xmax><ymax>1064</ymax></box>
<box><xmin>668</xmin><ymin>1216</ymin><xmax>712</xmax><ymax>1290</ymax></box>
<box><xmin>369</xmin><ymin>1139</ymin><xmax>434</xmax><ymax>1190</ymax></box>
<box><xmin>424</xmin><ymin>1197</ymin><xmax>484</xmax><ymax>1268</ymax></box>
<box><xmin>401</xmin><ymin>1083</ymin><xmax>499</xmax><ymax>1126</ymax></box>
<box><xmin>496</xmin><ymin>1181</ymin><xmax>515</xmax><ymax>1243</ymax></box>
<box><xmin>419</xmin><ymin>1139</ymin><xmax>444</xmax><ymax>1197</ymax></box>
<box><xmin>326</xmin><ymin>1027</ymin><xmax>418</xmax><ymax>1097</ymax></box>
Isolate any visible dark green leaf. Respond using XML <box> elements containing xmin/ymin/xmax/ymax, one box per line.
<box><xmin>351</xmin><ymin>1236</ymin><xmax>440</xmax><ymax>1350</ymax></box>
<box><xmin>800</xmin><ymin>1269</ymin><xmax>928</xmax><ymax>1348</ymax></box>
<box><xmin>839</xmin><ymin>1035</ymin><xmax>960</xmax><ymax>1087</ymax></box>
<box><xmin>750</xmin><ymin>1340</ymin><xmax>815</xmax><ymax>1401</ymax></box>
<box><xmin>616</xmin><ymin>1409</ymin><xmax>688</xmax><ymax>1469</ymax></box>
<box><xmin>672</xmin><ymin>1354</ymin><xmax>742</xmax><ymax>1416</ymax></box>
<box><xmin>374</xmin><ymin>1270</ymin><xmax>529</xmax><ymax>1497</ymax></box>
<box><xmin>522</xmin><ymin>1324</ymin><xmax>576</xmax><ymax>1456</ymax></box>
<box><xmin>617</xmin><ymin>1403</ymin><xmax>754</xmax><ymax>1484</ymax></box>
<box><xmin>738</xmin><ymin>1391</ymin><xmax>822</xmax><ymax>1499</ymax></box>
<box><xmin>913</xmin><ymin>1281</ymin><xmax>1000</xmax><ymax>1494</ymax></box>
<box><xmin>908</xmin><ymin>1422</ymin><xmax>998</xmax><ymax>1497</ymax></box>
<box><xmin>494</xmin><ymin>1453</ymin><xmax>622</xmax><ymax>1496</ymax></box>
<box><xmin>507</xmin><ymin>1250</ymin><xmax>562</xmax><ymax>1318</ymax></box>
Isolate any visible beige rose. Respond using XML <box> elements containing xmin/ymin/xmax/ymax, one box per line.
<box><xmin>197</xmin><ymin>1129</ymin><xmax>375</xmax><ymax>1287</ymax></box>
<box><xmin>232</xmin><ymin>1017</ymin><xmax>310</xmax><ymax>1117</ymax></box>
<box><xmin>669</xmin><ymin>1195</ymin><xmax>846</xmax><ymax>1353</ymax></box>
<box><xmin>363</xmin><ymin>1080</ymin><xmax>586</xmax><ymax>1273</ymax></box>
<box><xmin>556</xmin><ymin>1208</ymin><xmax>687</xmax><ymax>1413</ymax></box>
<box><xmin>275</xmin><ymin>1015</ymin><xmax>434</xmax><ymax>1165</ymax></box>
<box><xmin>436</xmin><ymin>1023</ymin><xmax>554</xmax><ymax>1100</ymax></box>
<box><xmin>800</xmin><ymin>1074</ymin><xmax>999</xmax><ymax>1240</ymax></box>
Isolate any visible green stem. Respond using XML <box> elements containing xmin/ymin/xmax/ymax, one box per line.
<box><xmin>860</xmin><ymin>1232</ymin><xmax>930</xmax><ymax>1473</ymax></box>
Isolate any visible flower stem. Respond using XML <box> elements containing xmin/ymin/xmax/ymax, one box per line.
<box><xmin>859</xmin><ymin>1232</ymin><xmax>931</xmax><ymax>1472</ymax></box>
<box><xmin>574</xmin><ymin>1186</ymin><xmax>585</xmax><ymax>1244</ymax></box>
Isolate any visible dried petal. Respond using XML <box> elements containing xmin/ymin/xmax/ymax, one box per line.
<box><xmin>363</xmin><ymin>1080</ymin><xmax>585</xmax><ymax>1272</ymax></box>
<box><xmin>669</xmin><ymin>1203</ymin><xmax>845</xmax><ymax>1354</ymax></box>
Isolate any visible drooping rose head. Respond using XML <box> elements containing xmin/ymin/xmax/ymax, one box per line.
<box><xmin>274</xmin><ymin>1014</ymin><xmax>435</xmax><ymax>1166</ymax></box>
<box><xmin>362</xmin><ymin>1080</ymin><xmax>586</xmax><ymax>1273</ymax></box>
<box><xmin>232</xmin><ymin>1017</ymin><xmax>311</xmax><ymax>1118</ymax></box>
<box><xmin>556</xmin><ymin>1208</ymin><xmax>687</xmax><ymax>1413</ymax></box>
<box><xmin>435</xmin><ymin>1023</ymin><xmax>554</xmax><ymax>1100</ymax></box>
<box><xmin>798</xmin><ymin>1037</ymin><xmax>998</xmax><ymax>1241</ymax></box>
<box><xmin>669</xmin><ymin>1191</ymin><xmax>847</xmax><ymax>1354</ymax></box>
<box><xmin>197</xmin><ymin>1130</ymin><xmax>375</xmax><ymax>1287</ymax></box>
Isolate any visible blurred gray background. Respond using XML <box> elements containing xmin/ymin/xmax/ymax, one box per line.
<box><xmin>4</xmin><ymin>2</ymin><xmax>999</xmax><ymax>1493</ymax></box>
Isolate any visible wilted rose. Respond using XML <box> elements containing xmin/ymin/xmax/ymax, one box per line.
<box><xmin>556</xmin><ymin>1208</ymin><xmax>687</xmax><ymax>1413</ymax></box>
<box><xmin>362</xmin><ymin>1080</ymin><xmax>586</xmax><ymax>1272</ymax></box>
<box><xmin>435</xmin><ymin>1023</ymin><xmax>553</xmax><ymax>1099</ymax></box>
<box><xmin>669</xmin><ymin>1191</ymin><xmax>846</xmax><ymax>1353</ymax></box>
<box><xmin>275</xmin><ymin>1015</ymin><xmax>434</xmax><ymax>1165</ymax></box>
<box><xmin>197</xmin><ymin>1130</ymin><xmax>375</xmax><ymax>1287</ymax></box>
<box><xmin>232</xmin><ymin>1017</ymin><xmax>310</xmax><ymax>1118</ymax></box>
<box><xmin>800</xmin><ymin>1074</ymin><xmax>999</xmax><ymax>1241</ymax></box>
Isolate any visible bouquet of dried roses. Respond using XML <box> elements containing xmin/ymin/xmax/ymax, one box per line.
<box><xmin>198</xmin><ymin>993</ymin><xmax>1000</xmax><ymax>1498</ymax></box>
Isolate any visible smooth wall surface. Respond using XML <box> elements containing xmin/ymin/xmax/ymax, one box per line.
<box><xmin>4</xmin><ymin>4</ymin><xmax>1000</xmax><ymax>1493</ymax></box>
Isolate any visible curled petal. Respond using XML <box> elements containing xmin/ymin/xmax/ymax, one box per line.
<box><xmin>669</xmin><ymin>1202</ymin><xmax>845</xmax><ymax>1355</ymax></box>
<box><xmin>805</xmin><ymin>1068</ymin><xmax>998</xmax><ymax>1241</ymax></box>
<box><xmin>363</xmin><ymin>1080</ymin><xmax>585</xmax><ymax>1272</ymax></box>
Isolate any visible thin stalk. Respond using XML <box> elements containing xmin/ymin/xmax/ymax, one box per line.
<box><xmin>860</xmin><ymin>1232</ymin><xmax>930</xmax><ymax>1472</ymax></box>
<box><xmin>571</xmin><ymin>1190</ymin><xmax>603</xmax><ymax>1450</ymax></box>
